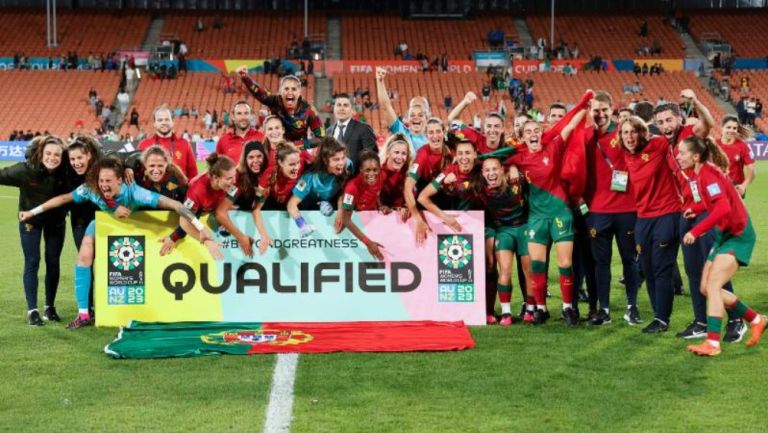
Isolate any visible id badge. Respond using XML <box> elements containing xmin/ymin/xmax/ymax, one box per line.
<box><xmin>689</xmin><ymin>180</ymin><xmax>702</xmax><ymax>203</ymax></box>
<box><xmin>610</xmin><ymin>170</ymin><xmax>629</xmax><ymax>192</ymax></box>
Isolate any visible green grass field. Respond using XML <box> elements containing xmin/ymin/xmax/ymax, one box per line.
<box><xmin>1</xmin><ymin>162</ymin><xmax>767</xmax><ymax>433</ymax></box>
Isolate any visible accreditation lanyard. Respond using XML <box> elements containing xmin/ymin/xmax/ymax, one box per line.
<box><xmin>668</xmin><ymin>142</ymin><xmax>702</xmax><ymax>203</ymax></box>
<box><xmin>595</xmin><ymin>139</ymin><xmax>628</xmax><ymax>192</ymax></box>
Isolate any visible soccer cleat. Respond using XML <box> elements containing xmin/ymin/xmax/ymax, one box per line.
<box><xmin>723</xmin><ymin>319</ymin><xmax>747</xmax><ymax>344</ymax></box>
<box><xmin>675</xmin><ymin>321</ymin><xmax>706</xmax><ymax>339</ymax></box>
<box><xmin>586</xmin><ymin>309</ymin><xmax>598</xmax><ymax>323</ymax></box>
<box><xmin>590</xmin><ymin>309</ymin><xmax>611</xmax><ymax>326</ymax></box>
<box><xmin>623</xmin><ymin>305</ymin><xmax>643</xmax><ymax>326</ymax></box>
<box><xmin>486</xmin><ymin>314</ymin><xmax>498</xmax><ymax>325</ymax></box>
<box><xmin>532</xmin><ymin>309</ymin><xmax>548</xmax><ymax>325</ymax></box>
<box><xmin>43</xmin><ymin>306</ymin><xmax>61</xmax><ymax>322</ymax></box>
<box><xmin>746</xmin><ymin>315</ymin><xmax>767</xmax><ymax>348</ymax></box>
<box><xmin>687</xmin><ymin>341</ymin><xmax>722</xmax><ymax>357</ymax></box>
<box><xmin>523</xmin><ymin>311</ymin><xmax>535</xmax><ymax>324</ymax></box>
<box><xmin>562</xmin><ymin>307</ymin><xmax>579</xmax><ymax>327</ymax></box>
<box><xmin>499</xmin><ymin>313</ymin><xmax>513</xmax><ymax>327</ymax></box>
<box><xmin>66</xmin><ymin>316</ymin><xmax>93</xmax><ymax>330</ymax></box>
<box><xmin>27</xmin><ymin>310</ymin><xmax>44</xmax><ymax>326</ymax></box>
<box><xmin>642</xmin><ymin>319</ymin><xmax>669</xmax><ymax>334</ymax></box>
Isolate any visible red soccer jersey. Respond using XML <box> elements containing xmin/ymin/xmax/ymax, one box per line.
<box><xmin>138</xmin><ymin>134</ymin><xmax>198</xmax><ymax>180</ymax></box>
<box><xmin>431</xmin><ymin>164</ymin><xmax>473</xmax><ymax>198</ymax></box>
<box><xmin>184</xmin><ymin>173</ymin><xmax>229</xmax><ymax>214</ymax></box>
<box><xmin>583</xmin><ymin>125</ymin><xmax>636</xmax><ymax>213</ymax></box>
<box><xmin>689</xmin><ymin>163</ymin><xmax>748</xmax><ymax>238</ymax></box>
<box><xmin>408</xmin><ymin>145</ymin><xmax>448</xmax><ymax>184</ymax></box>
<box><xmin>718</xmin><ymin>139</ymin><xmax>754</xmax><ymax>185</ymax></box>
<box><xmin>379</xmin><ymin>164</ymin><xmax>406</xmax><ymax>207</ymax></box>
<box><xmin>667</xmin><ymin>125</ymin><xmax>699</xmax><ymax>212</ymax></box>
<box><xmin>342</xmin><ymin>173</ymin><xmax>382</xmax><ymax>211</ymax></box>
<box><xmin>215</xmin><ymin>128</ymin><xmax>265</xmax><ymax>164</ymax></box>
<box><xmin>623</xmin><ymin>136</ymin><xmax>681</xmax><ymax>218</ymax></box>
<box><xmin>505</xmin><ymin>135</ymin><xmax>570</xmax><ymax>218</ymax></box>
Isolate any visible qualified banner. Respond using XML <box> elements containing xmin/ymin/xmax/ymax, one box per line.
<box><xmin>95</xmin><ymin>211</ymin><xmax>486</xmax><ymax>327</ymax></box>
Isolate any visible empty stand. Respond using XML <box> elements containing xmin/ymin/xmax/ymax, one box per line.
<box><xmin>688</xmin><ymin>10</ymin><xmax>768</xmax><ymax>58</ymax></box>
<box><xmin>341</xmin><ymin>13</ymin><xmax>517</xmax><ymax>60</ymax></box>
<box><xmin>162</xmin><ymin>12</ymin><xmax>326</xmax><ymax>59</ymax></box>
<box><xmin>0</xmin><ymin>10</ymin><xmax>149</xmax><ymax>56</ymax></box>
<box><xmin>0</xmin><ymin>70</ymin><xmax>121</xmax><ymax>139</ymax></box>
<box><xmin>525</xmin><ymin>14</ymin><xmax>684</xmax><ymax>59</ymax></box>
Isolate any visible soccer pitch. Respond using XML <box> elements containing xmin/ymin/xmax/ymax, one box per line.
<box><xmin>1</xmin><ymin>163</ymin><xmax>766</xmax><ymax>433</ymax></box>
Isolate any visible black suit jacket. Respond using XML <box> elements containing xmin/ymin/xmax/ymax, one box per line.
<box><xmin>328</xmin><ymin>118</ymin><xmax>377</xmax><ymax>171</ymax></box>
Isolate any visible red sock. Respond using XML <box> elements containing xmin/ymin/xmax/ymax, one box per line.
<box><xmin>498</xmin><ymin>291</ymin><xmax>511</xmax><ymax>303</ymax></box>
<box><xmin>532</xmin><ymin>272</ymin><xmax>547</xmax><ymax>305</ymax></box>
<box><xmin>559</xmin><ymin>275</ymin><xmax>574</xmax><ymax>304</ymax></box>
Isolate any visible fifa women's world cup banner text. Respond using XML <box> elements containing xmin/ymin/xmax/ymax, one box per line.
<box><xmin>95</xmin><ymin>211</ymin><xmax>486</xmax><ymax>327</ymax></box>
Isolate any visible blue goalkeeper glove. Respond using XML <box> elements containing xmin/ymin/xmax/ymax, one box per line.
<box><xmin>294</xmin><ymin>215</ymin><xmax>315</xmax><ymax>238</ymax></box>
<box><xmin>319</xmin><ymin>201</ymin><xmax>334</xmax><ymax>216</ymax></box>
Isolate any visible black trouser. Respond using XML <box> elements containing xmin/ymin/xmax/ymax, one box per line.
<box><xmin>19</xmin><ymin>220</ymin><xmax>65</xmax><ymax>310</ymax></box>
<box><xmin>587</xmin><ymin>212</ymin><xmax>640</xmax><ymax>311</ymax></box>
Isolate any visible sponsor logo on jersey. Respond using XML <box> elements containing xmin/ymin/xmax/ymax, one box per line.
<box><xmin>343</xmin><ymin>193</ymin><xmax>354</xmax><ymax>205</ymax></box>
<box><xmin>183</xmin><ymin>198</ymin><xmax>195</xmax><ymax>209</ymax></box>
<box><xmin>409</xmin><ymin>163</ymin><xmax>419</xmax><ymax>174</ymax></box>
<box><xmin>706</xmin><ymin>183</ymin><xmax>721</xmax><ymax>196</ymax></box>
<box><xmin>296</xmin><ymin>179</ymin><xmax>307</xmax><ymax>191</ymax></box>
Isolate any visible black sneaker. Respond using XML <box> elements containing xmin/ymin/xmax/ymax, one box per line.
<box><xmin>618</xmin><ymin>276</ymin><xmax>626</xmax><ymax>285</ymax></box>
<box><xmin>642</xmin><ymin>319</ymin><xmax>669</xmax><ymax>334</ymax></box>
<box><xmin>623</xmin><ymin>305</ymin><xmax>643</xmax><ymax>325</ymax></box>
<box><xmin>590</xmin><ymin>309</ymin><xmax>612</xmax><ymax>326</ymax></box>
<box><xmin>674</xmin><ymin>284</ymin><xmax>685</xmax><ymax>296</ymax></box>
<box><xmin>44</xmin><ymin>306</ymin><xmax>61</xmax><ymax>322</ymax></box>
<box><xmin>27</xmin><ymin>310</ymin><xmax>44</xmax><ymax>326</ymax></box>
<box><xmin>724</xmin><ymin>318</ymin><xmax>747</xmax><ymax>343</ymax></box>
<box><xmin>533</xmin><ymin>309</ymin><xmax>548</xmax><ymax>325</ymax></box>
<box><xmin>562</xmin><ymin>307</ymin><xmax>579</xmax><ymax>327</ymax></box>
<box><xmin>675</xmin><ymin>321</ymin><xmax>706</xmax><ymax>339</ymax></box>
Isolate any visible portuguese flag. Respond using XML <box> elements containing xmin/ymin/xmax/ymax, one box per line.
<box><xmin>105</xmin><ymin>321</ymin><xmax>476</xmax><ymax>359</ymax></box>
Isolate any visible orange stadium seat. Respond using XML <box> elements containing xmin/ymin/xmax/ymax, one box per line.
<box><xmin>689</xmin><ymin>10</ymin><xmax>768</xmax><ymax>58</ymax></box>
<box><xmin>162</xmin><ymin>12</ymin><xmax>326</xmax><ymax>59</ymax></box>
<box><xmin>0</xmin><ymin>10</ymin><xmax>149</xmax><ymax>56</ymax></box>
<box><xmin>123</xmin><ymin>72</ymin><xmax>316</xmax><ymax>137</ymax></box>
<box><xmin>0</xmin><ymin>70</ymin><xmax>121</xmax><ymax>139</ymax></box>
<box><xmin>341</xmin><ymin>13</ymin><xmax>517</xmax><ymax>60</ymax></box>
<box><xmin>525</xmin><ymin>14</ymin><xmax>684</xmax><ymax>59</ymax></box>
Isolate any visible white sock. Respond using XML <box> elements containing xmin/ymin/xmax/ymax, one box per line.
<box><xmin>27</xmin><ymin>309</ymin><xmax>38</xmax><ymax>315</ymax></box>
<box><xmin>501</xmin><ymin>303</ymin><xmax>511</xmax><ymax>315</ymax></box>
<box><xmin>562</xmin><ymin>303</ymin><xmax>573</xmax><ymax>310</ymax></box>
<box><xmin>603</xmin><ymin>308</ymin><xmax>610</xmax><ymax>314</ymax></box>
<box><xmin>78</xmin><ymin>308</ymin><xmax>89</xmax><ymax>316</ymax></box>
<box><xmin>536</xmin><ymin>304</ymin><xmax>546</xmax><ymax>311</ymax></box>
<box><xmin>752</xmin><ymin>315</ymin><xmax>764</xmax><ymax>325</ymax></box>
<box><xmin>708</xmin><ymin>339</ymin><xmax>721</xmax><ymax>348</ymax></box>
<box><xmin>526</xmin><ymin>304</ymin><xmax>535</xmax><ymax>312</ymax></box>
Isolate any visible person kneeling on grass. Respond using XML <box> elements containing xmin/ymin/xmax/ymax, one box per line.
<box><xmin>676</xmin><ymin>136</ymin><xmax>766</xmax><ymax>356</ymax></box>
<box><xmin>19</xmin><ymin>157</ymin><xmax>221</xmax><ymax>330</ymax></box>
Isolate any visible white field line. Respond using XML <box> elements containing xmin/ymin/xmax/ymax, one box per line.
<box><xmin>263</xmin><ymin>353</ymin><xmax>300</xmax><ymax>433</ymax></box>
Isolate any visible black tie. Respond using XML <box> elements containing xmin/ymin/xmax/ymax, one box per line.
<box><xmin>337</xmin><ymin>123</ymin><xmax>346</xmax><ymax>141</ymax></box>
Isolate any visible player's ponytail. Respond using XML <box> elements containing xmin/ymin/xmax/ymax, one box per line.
<box><xmin>682</xmin><ymin>136</ymin><xmax>729</xmax><ymax>173</ymax></box>
<box><xmin>205</xmin><ymin>152</ymin><xmax>235</xmax><ymax>178</ymax></box>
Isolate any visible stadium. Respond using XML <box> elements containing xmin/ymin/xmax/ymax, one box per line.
<box><xmin>1</xmin><ymin>0</ymin><xmax>767</xmax><ymax>432</ymax></box>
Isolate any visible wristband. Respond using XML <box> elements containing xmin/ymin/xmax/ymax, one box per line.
<box><xmin>30</xmin><ymin>205</ymin><xmax>44</xmax><ymax>216</ymax></box>
<box><xmin>191</xmin><ymin>218</ymin><xmax>205</xmax><ymax>231</ymax></box>
<box><xmin>294</xmin><ymin>215</ymin><xmax>307</xmax><ymax>229</ymax></box>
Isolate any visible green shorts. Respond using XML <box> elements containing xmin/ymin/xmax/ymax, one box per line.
<box><xmin>527</xmin><ymin>213</ymin><xmax>574</xmax><ymax>245</ymax></box>
<box><xmin>707</xmin><ymin>218</ymin><xmax>756</xmax><ymax>267</ymax></box>
<box><xmin>492</xmin><ymin>225</ymin><xmax>529</xmax><ymax>255</ymax></box>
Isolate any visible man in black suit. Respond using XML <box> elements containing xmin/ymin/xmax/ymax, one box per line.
<box><xmin>328</xmin><ymin>93</ymin><xmax>377</xmax><ymax>173</ymax></box>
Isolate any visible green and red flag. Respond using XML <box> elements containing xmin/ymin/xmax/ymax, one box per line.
<box><xmin>105</xmin><ymin>321</ymin><xmax>476</xmax><ymax>359</ymax></box>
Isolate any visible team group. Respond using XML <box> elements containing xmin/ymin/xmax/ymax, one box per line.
<box><xmin>2</xmin><ymin>65</ymin><xmax>765</xmax><ymax>356</ymax></box>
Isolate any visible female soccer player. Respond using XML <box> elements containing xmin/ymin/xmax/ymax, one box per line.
<box><xmin>162</xmin><ymin>153</ymin><xmax>238</xmax><ymax>256</ymax></box>
<box><xmin>378</xmin><ymin>133</ymin><xmax>411</xmax><ymax>220</ymax></box>
<box><xmin>501</xmin><ymin>92</ymin><xmax>591</xmax><ymax>326</ymax></box>
<box><xmin>214</xmin><ymin>140</ymin><xmax>267</xmax><ymax>257</ymax></box>
<box><xmin>376</xmin><ymin>67</ymin><xmax>428</xmax><ymax>152</ymax></box>
<box><xmin>403</xmin><ymin>118</ymin><xmax>453</xmax><ymax>244</ymax></box>
<box><xmin>717</xmin><ymin>115</ymin><xmax>755</xmax><ymax>197</ymax></box>
<box><xmin>340</xmin><ymin>150</ymin><xmax>386</xmax><ymax>260</ymax></box>
<box><xmin>19</xmin><ymin>157</ymin><xmax>219</xmax><ymax>329</ymax></box>
<box><xmin>677</xmin><ymin>136</ymin><xmax>766</xmax><ymax>356</ymax></box>
<box><xmin>1</xmin><ymin>135</ymin><xmax>69</xmax><ymax>325</ymax></box>
<box><xmin>252</xmin><ymin>143</ymin><xmax>307</xmax><ymax>255</ymax></box>
<box><xmin>619</xmin><ymin>116</ymin><xmax>682</xmax><ymax>334</ymax></box>
<box><xmin>287</xmin><ymin>137</ymin><xmax>350</xmax><ymax>238</ymax></box>
<box><xmin>472</xmin><ymin>154</ymin><xmax>531</xmax><ymax>326</ymax></box>
<box><xmin>417</xmin><ymin>140</ymin><xmax>478</xmax><ymax>229</ymax></box>
<box><xmin>65</xmin><ymin>136</ymin><xmax>102</xmax><ymax>250</ymax></box>
<box><xmin>137</xmin><ymin>145</ymin><xmax>188</xmax><ymax>202</ymax></box>
<box><xmin>238</xmin><ymin>66</ymin><xmax>324</xmax><ymax>148</ymax></box>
